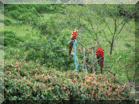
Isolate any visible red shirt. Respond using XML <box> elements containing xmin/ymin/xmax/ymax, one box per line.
<box><xmin>72</xmin><ymin>32</ymin><xmax>77</xmax><ymax>40</ymax></box>
<box><xmin>96</xmin><ymin>48</ymin><xmax>104</xmax><ymax>57</ymax></box>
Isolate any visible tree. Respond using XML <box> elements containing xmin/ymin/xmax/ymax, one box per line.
<box><xmin>64</xmin><ymin>4</ymin><xmax>137</xmax><ymax>55</ymax></box>
<box><xmin>94</xmin><ymin>4</ymin><xmax>137</xmax><ymax>55</ymax></box>
<box><xmin>60</xmin><ymin>4</ymin><xmax>137</xmax><ymax>77</ymax></box>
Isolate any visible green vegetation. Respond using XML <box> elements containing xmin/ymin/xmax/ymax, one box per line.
<box><xmin>4</xmin><ymin>31</ymin><xmax>25</xmax><ymax>47</ymax></box>
<box><xmin>3</xmin><ymin>4</ymin><xmax>138</xmax><ymax>102</ymax></box>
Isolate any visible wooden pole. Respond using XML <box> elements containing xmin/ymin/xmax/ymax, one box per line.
<box><xmin>91</xmin><ymin>47</ymin><xmax>95</xmax><ymax>74</ymax></box>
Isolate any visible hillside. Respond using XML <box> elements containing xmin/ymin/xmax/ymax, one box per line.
<box><xmin>2</xmin><ymin>4</ymin><xmax>138</xmax><ymax>103</ymax></box>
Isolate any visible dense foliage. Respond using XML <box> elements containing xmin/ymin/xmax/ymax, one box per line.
<box><xmin>4</xmin><ymin>31</ymin><xmax>25</xmax><ymax>47</ymax></box>
<box><xmin>4</xmin><ymin>58</ymin><xmax>135</xmax><ymax>101</ymax></box>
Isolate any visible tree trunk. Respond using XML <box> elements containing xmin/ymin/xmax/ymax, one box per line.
<box><xmin>110</xmin><ymin>36</ymin><xmax>115</xmax><ymax>55</ymax></box>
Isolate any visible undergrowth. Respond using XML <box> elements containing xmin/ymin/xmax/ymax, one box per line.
<box><xmin>4</xmin><ymin>52</ymin><xmax>135</xmax><ymax>102</ymax></box>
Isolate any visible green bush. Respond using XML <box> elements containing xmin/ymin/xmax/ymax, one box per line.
<box><xmin>35</xmin><ymin>22</ymin><xmax>51</xmax><ymax>35</ymax></box>
<box><xmin>8</xmin><ymin>10</ymin><xmax>21</xmax><ymax>20</ymax></box>
<box><xmin>33</xmin><ymin>4</ymin><xmax>62</xmax><ymax>13</ymax></box>
<box><xmin>4</xmin><ymin>19</ymin><xmax>12</xmax><ymax>26</ymax></box>
<box><xmin>4</xmin><ymin>4</ymin><xmax>39</xmax><ymax>25</ymax></box>
<box><xmin>33</xmin><ymin>4</ymin><xmax>51</xmax><ymax>13</ymax></box>
<box><xmin>4</xmin><ymin>31</ymin><xmax>25</xmax><ymax>47</ymax></box>
<box><xmin>16</xmin><ymin>36</ymin><xmax>74</xmax><ymax>71</ymax></box>
<box><xmin>4</xmin><ymin>4</ymin><xmax>18</xmax><ymax>12</ymax></box>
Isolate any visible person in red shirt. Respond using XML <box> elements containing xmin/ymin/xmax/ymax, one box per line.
<box><xmin>68</xmin><ymin>29</ymin><xmax>78</xmax><ymax>59</ymax></box>
<box><xmin>96</xmin><ymin>48</ymin><xmax>104</xmax><ymax>74</ymax></box>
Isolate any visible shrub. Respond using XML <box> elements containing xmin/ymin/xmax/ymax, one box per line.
<box><xmin>4</xmin><ymin>4</ymin><xmax>39</xmax><ymax>25</ymax></box>
<box><xmin>4</xmin><ymin>31</ymin><xmax>25</xmax><ymax>47</ymax></box>
<box><xmin>4</xmin><ymin>56</ymin><xmax>135</xmax><ymax>102</ymax></box>
<box><xmin>8</xmin><ymin>10</ymin><xmax>21</xmax><ymax>20</ymax></box>
<box><xmin>4</xmin><ymin>19</ymin><xmax>12</xmax><ymax>26</ymax></box>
